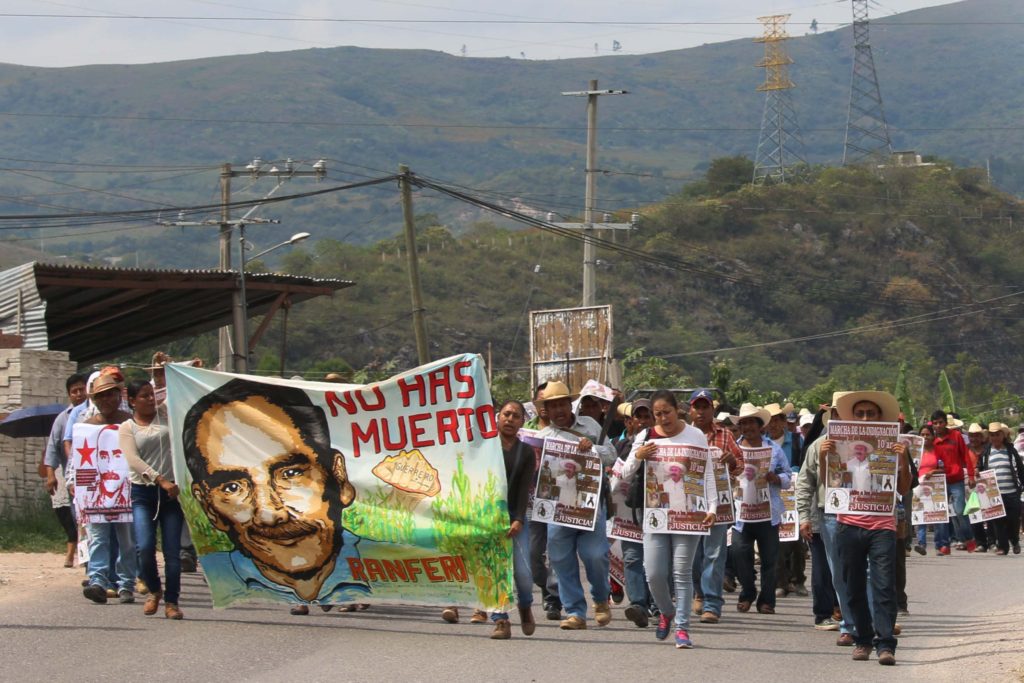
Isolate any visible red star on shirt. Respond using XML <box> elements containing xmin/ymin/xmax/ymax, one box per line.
<box><xmin>77</xmin><ymin>438</ymin><xmax>96</xmax><ymax>467</ymax></box>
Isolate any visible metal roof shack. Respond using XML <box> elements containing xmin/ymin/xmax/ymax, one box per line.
<box><xmin>0</xmin><ymin>262</ymin><xmax>353</xmax><ymax>364</ymax></box>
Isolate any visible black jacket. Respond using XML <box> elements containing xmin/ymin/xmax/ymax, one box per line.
<box><xmin>504</xmin><ymin>438</ymin><xmax>536</xmax><ymax>524</ymax></box>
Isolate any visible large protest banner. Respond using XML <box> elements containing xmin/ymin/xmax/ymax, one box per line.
<box><xmin>708</xmin><ymin>447</ymin><xmax>735</xmax><ymax>526</ymax></box>
<box><xmin>779</xmin><ymin>482</ymin><xmax>799</xmax><ymax>542</ymax></box>
<box><xmin>736</xmin><ymin>446</ymin><xmax>772</xmax><ymax>523</ymax></box>
<box><xmin>911</xmin><ymin>472</ymin><xmax>949</xmax><ymax>526</ymax></box>
<box><xmin>607</xmin><ymin>459</ymin><xmax>643</xmax><ymax>541</ymax></box>
<box><xmin>165</xmin><ymin>354</ymin><xmax>513</xmax><ymax>609</ymax></box>
<box><xmin>825</xmin><ymin>420</ymin><xmax>900</xmax><ymax>516</ymax></box>
<box><xmin>642</xmin><ymin>443</ymin><xmax>712</xmax><ymax>535</ymax></box>
<box><xmin>968</xmin><ymin>470</ymin><xmax>1006</xmax><ymax>524</ymax></box>
<box><xmin>532</xmin><ymin>437</ymin><xmax>603</xmax><ymax>530</ymax></box>
<box><xmin>71</xmin><ymin>423</ymin><xmax>133</xmax><ymax>524</ymax></box>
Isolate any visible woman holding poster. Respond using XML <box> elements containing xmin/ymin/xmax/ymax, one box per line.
<box><xmin>914</xmin><ymin>424</ymin><xmax>951</xmax><ymax>555</ymax></box>
<box><xmin>622</xmin><ymin>391</ymin><xmax>714</xmax><ymax>650</ymax></box>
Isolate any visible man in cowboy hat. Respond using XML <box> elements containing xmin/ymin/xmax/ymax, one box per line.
<box><xmin>930</xmin><ymin>409</ymin><xmax>976</xmax><ymax>552</ymax></box>
<box><xmin>819</xmin><ymin>390</ymin><xmax>911</xmax><ymax>666</ymax></box>
<box><xmin>978</xmin><ymin>422</ymin><xmax>1024</xmax><ymax>555</ymax></box>
<box><xmin>535</xmin><ymin>380</ymin><xmax>613</xmax><ymax>630</ymax></box>
<box><xmin>765</xmin><ymin>401</ymin><xmax>807</xmax><ymax>599</ymax></box>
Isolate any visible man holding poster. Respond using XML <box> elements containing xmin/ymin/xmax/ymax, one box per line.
<box><xmin>818</xmin><ymin>391</ymin><xmax>910</xmax><ymax>666</ymax></box>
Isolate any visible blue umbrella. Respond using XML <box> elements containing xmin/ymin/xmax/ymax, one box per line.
<box><xmin>0</xmin><ymin>403</ymin><xmax>67</xmax><ymax>438</ymax></box>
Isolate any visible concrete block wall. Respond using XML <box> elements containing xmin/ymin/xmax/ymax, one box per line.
<box><xmin>0</xmin><ymin>349</ymin><xmax>77</xmax><ymax>516</ymax></box>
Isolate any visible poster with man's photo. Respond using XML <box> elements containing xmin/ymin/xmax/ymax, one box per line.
<box><xmin>606</xmin><ymin>458</ymin><xmax>643</xmax><ymax>541</ymax></box>
<box><xmin>778</xmin><ymin>481</ymin><xmax>799</xmax><ymax>542</ymax></box>
<box><xmin>825</xmin><ymin>420</ymin><xmax>900</xmax><ymax>516</ymax></box>
<box><xmin>911</xmin><ymin>472</ymin><xmax>949</xmax><ymax>525</ymax></box>
<box><xmin>609</xmin><ymin>539</ymin><xmax>626</xmax><ymax>586</ymax></box>
<box><xmin>736</xmin><ymin>446</ymin><xmax>772</xmax><ymax>523</ymax></box>
<box><xmin>517</xmin><ymin>428</ymin><xmax>545</xmax><ymax>520</ymax></box>
<box><xmin>642</xmin><ymin>443</ymin><xmax>712</xmax><ymax>535</ymax></box>
<box><xmin>968</xmin><ymin>469</ymin><xmax>1006</xmax><ymax>524</ymax></box>
<box><xmin>708</xmin><ymin>447</ymin><xmax>735</xmax><ymax>526</ymax></box>
<box><xmin>898</xmin><ymin>433</ymin><xmax>925</xmax><ymax>468</ymax></box>
<box><xmin>71</xmin><ymin>423</ymin><xmax>133</xmax><ymax>524</ymax></box>
<box><xmin>532</xmin><ymin>437</ymin><xmax>603</xmax><ymax>531</ymax></box>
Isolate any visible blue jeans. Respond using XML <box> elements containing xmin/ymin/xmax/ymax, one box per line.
<box><xmin>621</xmin><ymin>540</ymin><xmax>651</xmax><ymax>609</ymax></box>
<box><xmin>809</xmin><ymin>532</ymin><xmax>836</xmax><ymax>622</ymax></box>
<box><xmin>86</xmin><ymin>521</ymin><xmax>137</xmax><ymax>592</ymax></box>
<box><xmin>131</xmin><ymin>484</ymin><xmax>184</xmax><ymax>604</ymax></box>
<box><xmin>693</xmin><ymin>524</ymin><xmax>728</xmax><ymax>616</ymax></box>
<box><xmin>947</xmin><ymin>481</ymin><xmax>974</xmax><ymax>544</ymax></box>
<box><xmin>546</xmin><ymin>507</ymin><xmax>610</xmax><ymax>619</ymax></box>
<box><xmin>837</xmin><ymin>523</ymin><xmax>898</xmax><ymax>654</ymax></box>
<box><xmin>915</xmin><ymin>523</ymin><xmax>949</xmax><ymax>549</ymax></box>
<box><xmin>644</xmin><ymin>532</ymin><xmax>699</xmax><ymax>630</ymax></box>
<box><xmin>732</xmin><ymin>521</ymin><xmax>780</xmax><ymax>608</ymax></box>
<box><xmin>821</xmin><ymin>514</ymin><xmax>855</xmax><ymax>635</ymax></box>
<box><xmin>492</xmin><ymin>522</ymin><xmax>534</xmax><ymax>620</ymax></box>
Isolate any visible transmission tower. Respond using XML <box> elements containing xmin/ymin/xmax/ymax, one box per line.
<box><xmin>842</xmin><ymin>0</ymin><xmax>893</xmax><ymax>165</ymax></box>
<box><xmin>752</xmin><ymin>14</ymin><xmax>807</xmax><ymax>184</ymax></box>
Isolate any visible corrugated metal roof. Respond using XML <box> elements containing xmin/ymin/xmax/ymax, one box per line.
<box><xmin>0</xmin><ymin>261</ymin><xmax>354</xmax><ymax>363</ymax></box>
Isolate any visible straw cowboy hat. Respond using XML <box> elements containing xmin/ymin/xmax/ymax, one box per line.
<box><xmin>536</xmin><ymin>381</ymin><xmax>578</xmax><ymax>405</ymax></box>
<box><xmin>90</xmin><ymin>373</ymin><xmax>124</xmax><ymax>396</ymax></box>
<box><xmin>834</xmin><ymin>391</ymin><xmax>900</xmax><ymax>422</ymax></box>
<box><xmin>616</xmin><ymin>402</ymin><xmax>634</xmax><ymax>419</ymax></box>
<box><xmin>987</xmin><ymin>422</ymin><xmax>1012</xmax><ymax>439</ymax></box>
<box><xmin>736</xmin><ymin>402</ymin><xmax>771</xmax><ymax>426</ymax></box>
<box><xmin>967</xmin><ymin>422</ymin><xmax>985</xmax><ymax>434</ymax></box>
<box><xmin>946</xmin><ymin>415</ymin><xmax>964</xmax><ymax>429</ymax></box>
<box><xmin>763</xmin><ymin>402</ymin><xmax>795</xmax><ymax>419</ymax></box>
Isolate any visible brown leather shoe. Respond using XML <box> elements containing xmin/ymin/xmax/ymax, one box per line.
<box><xmin>837</xmin><ymin>633</ymin><xmax>855</xmax><ymax>647</ymax></box>
<box><xmin>143</xmin><ymin>590</ymin><xmax>162</xmax><ymax>616</ymax></box>
<box><xmin>700</xmin><ymin>611</ymin><xmax>720</xmax><ymax>624</ymax></box>
<box><xmin>490</xmin><ymin>618</ymin><xmax>511</xmax><ymax>640</ymax></box>
<box><xmin>441</xmin><ymin>607</ymin><xmax>459</xmax><ymax>623</ymax></box>
<box><xmin>757</xmin><ymin>604</ymin><xmax>775</xmax><ymax>614</ymax></box>
<box><xmin>164</xmin><ymin>603</ymin><xmax>184</xmax><ymax>620</ymax></box>
<box><xmin>852</xmin><ymin>645</ymin><xmax>871</xmax><ymax>661</ymax></box>
<box><xmin>518</xmin><ymin>605</ymin><xmax>536</xmax><ymax>636</ymax></box>
<box><xmin>470</xmin><ymin>609</ymin><xmax>489</xmax><ymax>624</ymax></box>
<box><xmin>560</xmin><ymin>615</ymin><xmax>586</xmax><ymax>630</ymax></box>
<box><xmin>593</xmin><ymin>601</ymin><xmax>612</xmax><ymax>626</ymax></box>
<box><xmin>737</xmin><ymin>600</ymin><xmax>752</xmax><ymax>613</ymax></box>
<box><xmin>692</xmin><ymin>596</ymin><xmax>704</xmax><ymax>616</ymax></box>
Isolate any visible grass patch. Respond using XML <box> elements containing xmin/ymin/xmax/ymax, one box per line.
<box><xmin>0</xmin><ymin>501</ymin><xmax>66</xmax><ymax>553</ymax></box>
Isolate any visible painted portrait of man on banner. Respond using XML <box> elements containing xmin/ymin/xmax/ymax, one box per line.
<box><xmin>182</xmin><ymin>379</ymin><xmax>369</xmax><ymax>605</ymax></box>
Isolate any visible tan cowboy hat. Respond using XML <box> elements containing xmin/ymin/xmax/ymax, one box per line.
<box><xmin>616</xmin><ymin>402</ymin><xmax>634</xmax><ymax>419</ymax></box>
<box><xmin>536</xmin><ymin>380</ymin><xmax>578</xmax><ymax>405</ymax></box>
<box><xmin>834</xmin><ymin>391</ymin><xmax>900</xmax><ymax>422</ymax></box>
<box><xmin>736</xmin><ymin>402</ymin><xmax>771</xmax><ymax>426</ymax></box>
<box><xmin>987</xmin><ymin>422</ymin><xmax>1012</xmax><ymax>439</ymax></box>
<box><xmin>715</xmin><ymin>411</ymin><xmax>736</xmax><ymax>426</ymax></box>
<box><xmin>764</xmin><ymin>402</ymin><xmax>795</xmax><ymax>418</ymax></box>
<box><xmin>967</xmin><ymin>422</ymin><xmax>985</xmax><ymax>434</ymax></box>
<box><xmin>946</xmin><ymin>415</ymin><xmax>964</xmax><ymax>429</ymax></box>
<box><xmin>90</xmin><ymin>373</ymin><xmax>124</xmax><ymax>396</ymax></box>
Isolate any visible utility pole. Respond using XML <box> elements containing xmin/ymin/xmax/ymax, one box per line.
<box><xmin>842</xmin><ymin>0</ymin><xmax>893</xmax><ymax>165</ymax></box>
<box><xmin>218</xmin><ymin>164</ymin><xmax>234</xmax><ymax>372</ymax></box>
<box><xmin>752</xmin><ymin>15</ymin><xmax>807</xmax><ymax>184</ymax></box>
<box><xmin>561</xmin><ymin>80</ymin><xmax>627</xmax><ymax>307</ymax></box>
<box><xmin>399</xmin><ymin>164</ymin><xmax>430</xmax><ymax>365</ymax></box>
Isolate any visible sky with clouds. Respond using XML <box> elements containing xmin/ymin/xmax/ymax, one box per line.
<box><xmin>1</xmin><ymin>0</ymin><xmax>962</xmax><ymax>67</ymax></box>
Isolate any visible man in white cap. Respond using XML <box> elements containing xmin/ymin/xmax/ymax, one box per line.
<box><xmin>820</xmin><ymin>390</ymin><xmax>910</xmax><ymax>666</ymax></box>
<box><xmin>535</xmin><ymin>380</ymin><xmax>614</xmax><ymax>630</ymax></box>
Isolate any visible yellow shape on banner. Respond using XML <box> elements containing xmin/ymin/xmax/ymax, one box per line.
<box><xmin>373</xmin><ymin>448</ymin><xmax>442</xmax><ymax>498</ymax></box>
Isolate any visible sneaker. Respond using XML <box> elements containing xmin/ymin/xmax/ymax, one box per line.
<box><xmin>975</xmin><ymin>545</ymin><xmax>987</xmax><ymax>553</ymax></box>
<box><xmin>118</xmin><ymin>590</ymin><xmax>135</xmax><ymax>604</ymax></box>
<box><xmin>610</xmin><ymin>583</ymin><xmax>624</xmax><ymax>604</ymax></box>
<box><xmin>105</xmin><ymin>588</ymin><xmax>118</xmax><ymax>598</ymax></box>
<box><xmin>878</xmin><ymin>649</ymin><xmax>896</xmax><ymax>666</ymax></box>
<box><xmin>793</xmin><ymin>583</ymin><xmax>809</xmax><ymax>597</ymax></box>
<box><xmin>699</xmin><ymin>611</ymin><xmax>720</xmax><ymax>624</ymax></box>
<box><xmin>83</xmin><ymin>583</ymin><xmax>108</xmax><ymax>604</ymax></box>
<box><xmin>655</xmin><ymin>614</ymin><xmax>672</xmax><ymax>641</ymax></box>
<box><xmin>913</xmin><ymin>544</ymin><xmax>926</xmax><ymax>555</ymax></box>
<box><xmin>594</xmin><ymin>601</ymin><xmax>612</xmax><ymax>626</ymax></box>
<box><xmin>560</xmin><ymin>615</ymin><xmax>587</xmax><ymax>630</ymax></box>
<box><xmin>775</xmin><ymin>587</ymin><xmax>788</xmax><ymax>598</ymax></box>
<box><xmin>624</xmin><ymin>605</ymin><xmax>649</xmax><ymax>628</ymax></box>
<box><xmin>965</xmin><ymin>540</ymin><xmax>977</xmax><ymax>553</ymax></box>
<box><xmin>938</xmin><ymin>546</ymin><xmax>951</xmax><ymax>555</ymax></box>
<box><xmin>836</xmin><ymin>633</ymin><xmax>855</xmax><ymax>647</ymax></box>
<box><xmin>852</xmin><ymin>645</ymin><xmax>871</xmax><ymax>661</ymax></box>
<box><xmin>691</xmin><ymin>596</ymin><xmax>704</xmax><ymax>616</ymax></box>
<box><xmin>180</xmin><ymin>546</ymin><xmax>198</xmax><ymax>573</ymax></box>
<box><xmin>545</xmin><ymin>604</ymin><xmax>562</xmax><ymax>621</ymax></box>
<box><xmin>675</xmin><ymin>629</ymin><xmax>693</xmax><ymax>649</ymax></box>
<box><xmin>954</xmin><ymin>542</ymin><xmax>966</xmax><ymax>551</ymax></box>
<box><xmin>814</xmin><ymin>618</ymin><xmax>840</xmax><ymax>631</ymax></box>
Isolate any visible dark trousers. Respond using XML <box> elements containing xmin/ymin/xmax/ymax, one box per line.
<box><xmin>894</xmin><ymin>537</ymin><xmax>907</xmax><ymax>611</ymax></box>
<box><xmin>838</xmin><ymin>523</ymin><xmax>898</xmax><ymax>654</ymax></box>
<box><xmin>809</xmin><ymin>532</ymin><xmax>836</xmax><ymax>621</ymax></box>
<box><xmin>776</xmin><ymin>539</ymin><xmax>807</xmax><ymax>589</ymax></box>
<box><xmin>732</xmin><ymin>521</ymin><xmax>780</xmax><ymax>608</ymax></box>
<box><xmin>992</xmin><ymin>494</ymin><xmax>1021</xmax><ymax>552</ymax></box>
<box><xmin>529</xmin><ymin>520</ymin><xmax>560</xmax><ymax>608</ymax></box>
<box><xmin>971</xmin><ymin>521</ymin><xmax>989</xmax><ymax>548</ymax></box>
<box><xmin>54</xmin><ymin>505</ymin><xmax>77</xmax><ymax>543</ymax></box>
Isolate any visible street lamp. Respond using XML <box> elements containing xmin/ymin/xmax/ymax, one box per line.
<box><xmin>234</xmin><ymin>230</ymin><xmax>312</xmax><ymax>373</ymax></box>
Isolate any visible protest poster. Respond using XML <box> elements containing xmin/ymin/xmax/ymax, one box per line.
<box><xmin>898</xmin><ymin>433</ymin><xmax>925</xmax><ymax>468</ymax></box>
<box><xmin>71</xmin><ymin>423</ymin><xmax>133</xmax><ymax>524</ymax></box>
<box><xmin>911</xmin><ymin>472</ymin><xmax>949</xmax><ymax>525</ymax></box>
<box><xmin>778</xmin><ymin>482</ymin><xmax>799</xmax><ymax>542</ymax></box>
<box><xmin>708</xmin><ymin>447</ymin><xmax>735</xmax><ymax>526</ymax></box>
<box><xmin>642</xmin><ymin>442</ymin><xmax>712</xmax><ymax>535</ymax></box>
<box><xmin>517</xmin><ymin>428</ymin><xmax>545</xmax><ymax>520</ymax></box>
<box><xmin>165</xmin><ymin>354</ymin><xmax>513</xmax><ymax>609</ymax></box>
<box><xmin>609</xmin><ymin>539</ymin><xmax>626</xmax><ymax>586</ymax></box>
<box><xmin>968</xmin><ymin>469</ymin><xmax>1007</xmax><ymax>524</ymax></box>
<box><xmin>607</xmin><ymin>458</ymin><xmax>643</xmax><ymax>541</ymax></box>
<box><xmin>825</xmin><ymin>420</ymin><xmax>900</xmax><ymax>516</ymax></box>
<box><xmin>736</xmin><ymin>446</ymin><xmax>772</xmax><ymax>523</ymax></box>
<box><xmin>532</xmin><ymin>437</ymin><xmax>603</xmax><ymax>531</ymax></box>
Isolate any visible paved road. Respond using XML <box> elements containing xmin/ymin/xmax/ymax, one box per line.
<box><xmin>2</xmin><ymin>548</ymin><xmax>1022</xmax><ymax>682</ymax></box>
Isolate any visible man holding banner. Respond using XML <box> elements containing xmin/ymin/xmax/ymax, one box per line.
<box><xmin>819</xmin><ymin>391</ymin><xmax>910</xmax><ymax>666</ymax></box>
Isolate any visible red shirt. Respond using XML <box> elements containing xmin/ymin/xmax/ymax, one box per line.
<box><xmin>932</xmin><ymin>431</ymin><xmax>975</xmax><ymax>483</ymax></box>
<box><xmin>702</xmin><ymin>423</ymin><xmax>743</xmax><ymax>476</ymax></box>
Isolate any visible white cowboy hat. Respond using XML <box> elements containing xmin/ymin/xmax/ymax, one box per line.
<box><xmin>736</xmin><ymin>402</ymin><xmax>771</xmax><ymax>426</ymax></box>
<box><xmin>834</xmin><ymin>391</ymin><xmax>900</xmax><ymax>422</ymax></box>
